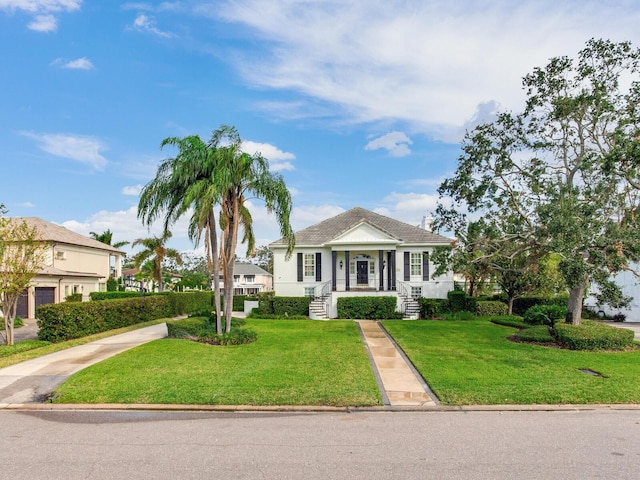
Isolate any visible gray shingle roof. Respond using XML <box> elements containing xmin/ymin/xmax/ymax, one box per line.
<box><xmin>233</xmin><ymin>262</ymin><xmax>272</xmax><ymax>276</ymax></box>
<box><xmin>8</xmin><ymin>217</ymin><xmax>125</xmax><ymax>254</ymax></box>
<box><xmin>271</xmin><ymin>207</ymin><xmax>452</xmax><ymax>247</ymax></box>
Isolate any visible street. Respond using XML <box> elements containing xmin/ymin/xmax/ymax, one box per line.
<box><xmin>0</xmin><ymin>409</ymin><xmax>638</xmax><ymax>479</ymax></box>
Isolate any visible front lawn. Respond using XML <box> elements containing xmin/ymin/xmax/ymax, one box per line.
<box><xmin>382</xmin><ymin>319</ymin><xmax>640</xmax><ymax>405</ymax></box>
<box><xmin>53</xmin><ymin>319</ymin><xmax>381</xmax><ymax>406</ymax></box>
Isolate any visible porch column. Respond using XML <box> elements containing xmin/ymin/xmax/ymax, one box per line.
<box><xmin>378</xmin><ymin>250</ymin><xmax>384</xmax><ymax>291</ymax></box>
<box><xmin>345</xmin><ymin>250</ymin><xmax>350</xmax><ymax>291</ymax></box>
<box><xmin>332</xmin><ymin>251</ymin><xmax>337</xmax><ymax>291</ymax></box>
<box><xmin>387</xmin><ymin>251</ymin><xmax>396</xmax><ymax>291</ymax></box>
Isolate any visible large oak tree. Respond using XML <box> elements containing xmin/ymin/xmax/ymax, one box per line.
<box><xmin>437</xmin><ymin>39</ymin><xmax>640</xmax><ymax>324</ymax></box>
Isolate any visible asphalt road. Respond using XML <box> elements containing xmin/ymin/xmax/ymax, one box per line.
<box><xmin>1</xmin><ymin>409</ymin><xmax>638</xmax><ymax>479</ymax></box>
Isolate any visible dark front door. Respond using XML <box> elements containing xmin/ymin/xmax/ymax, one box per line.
<box><xmin>356</xmin><ymin>261</ymin><xmax>368</xmax><ymax>285</ymax></box>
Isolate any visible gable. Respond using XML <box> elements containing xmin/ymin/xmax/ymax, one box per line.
<box><xmin>326</xmin><ymin>221</ymin><xmax>399</xmax><ymax>246</ymax></box>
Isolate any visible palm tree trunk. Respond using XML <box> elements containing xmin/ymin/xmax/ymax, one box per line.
<box><xmin>208</xmin><ymin>210</ymin><xmax>222</xmax><ymax>334</ymax></box>
<box><xmin>222</xmin><ymin>194</ymin><xmax>241</xmax><ymax>333</ymax></box>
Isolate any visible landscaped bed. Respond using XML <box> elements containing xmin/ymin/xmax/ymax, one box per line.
<box><xmin>382</xmin><ymin>319</ymin><xmax>640</xmax><ymax>405</ymax></box>
<box><xmin>52</xmin><ymin>319</ymin><xmax>382</xmax><ymax>406</ymax></box>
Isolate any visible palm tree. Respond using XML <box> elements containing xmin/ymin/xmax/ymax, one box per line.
<box><xmin>212</xmin><ymin>125</ymin><xmax>295</xmax><ymax>329</ymax></box>
<box><xmin>138</xmin><ymin>135</ymin><xmax>225</xmax><ymax>333</ymax></box>
<box><xmin>131</xmin><ymin>231</ymin><xmax>182</xmax><ymax>292</ymax></box>
<box><xmin>89</xmin><ymin>229</ymin><xmax>129</xmax><ymax>249</ymax></box>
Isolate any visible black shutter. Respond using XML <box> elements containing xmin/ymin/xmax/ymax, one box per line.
<box><xmin>404</xmin><ymin>251</ymin><xmax>410</xmax><ymax>281</ymax></box>
<box><xmin>297</xmin><ymin>252</ymin><xmax>303</xmax><ymax>282</ymax></box>
<box><xmin>315</xmin><ymin>252</ymin><xmax>322</xmax><ymax>281</ymax></box>
<box><xmin>423</xmin><ymin>251</ymin><xmax>429</xmax><ymax>281</ymax></box>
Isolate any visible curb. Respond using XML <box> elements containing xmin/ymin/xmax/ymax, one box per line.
<box><xmin>1</xmin><ymin>403</ymin><xmax>640</xmax><ymax>412</ymax></box>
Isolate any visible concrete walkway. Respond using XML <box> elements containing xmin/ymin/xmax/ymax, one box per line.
<box><xmin>0</xmin><ymin>323</ymin><xmax>167</xmax><ymax>404</ymax></box>
<box><xmin>358</xmin><ymin>320</ymin><xmax>437</xmax><ymax>407</ymax></box>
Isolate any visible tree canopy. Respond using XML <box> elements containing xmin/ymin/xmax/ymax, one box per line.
<box><xmin>436</xmin><ymin>39</ymin><xmax>640</xmax><ymax>324</ymax></box>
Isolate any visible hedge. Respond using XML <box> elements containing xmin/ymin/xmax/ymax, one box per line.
<box><xmin>447</xmin><ymin>290</ymin><xmax>467</xmax><ymax>313</ymax></box>
<box><xmin>523</xmin><ymin>305</ymin><xmax>567</xmax><ymax>326</ymax></box>
<box><xmin>418</xmin><ymin>298</ymin><xmax>450</xmax><ymax>318</ymax></box>
<box><xmin>90</xmin><ymin>291</ymin><xmax>156</xmax><ymax>300</ymax></box>
<box><xmin>337</xmin><ymin>296</ymin><xmax>401</xmax><ymax>319</ymax></box>
<box><xmin>36</xmin><ymin>292</ymin><xmax>213</xmax><ymax>342</ymax></box>
<box><xmin>273</xmin><ymin>297</ymin><xmax>311</xmax><ymax>316</ymax></box>
<box><xmin>475</xmin><ymin>300</ymin><xmax>508</xmax><ymax>317</ymax></box>
<box><xmin>511</xmin><ymin>296</ymin><xmax>569</xmax><ymax>316</ymax></box>
<box><xmin>553</xmin><ymin>321</ymin><xmax>635</xmax><ymax>351</ymax></box>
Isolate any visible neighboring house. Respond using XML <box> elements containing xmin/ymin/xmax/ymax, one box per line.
<box><xmin>269</xmin><ymin>207</ymin><xmax>455</xmax><ymax>319</ymax></box>
<box><xmin>214</xmin><ymin>262</ymin><xmax>273</xmax><ymax>295</ymax></box>
<box><xmin>11</xmin><ymin>217</ymin><xmax>124</xmax><ymax>318</ymax></box>
<box><xmin>122</xmin><ymin>268</ymin><xmax>182</xmax><ymax>293</ymax></box>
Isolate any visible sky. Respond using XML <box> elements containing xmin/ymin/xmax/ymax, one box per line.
<box><xmin>2</xmin><ymin>0</ymin><xmax>640</xmax><ymax>257</ymax></box>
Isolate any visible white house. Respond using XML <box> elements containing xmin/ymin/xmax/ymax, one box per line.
<box><xmin>10</xmin><ymin>217</ymin><xmax>124</xmax><ymax>318</ymax></box>
<box><xmin>213</xmin><ymin>262</ymin><xmax>273</xmax><ymax>295</ymax></box>
<box><xmin>269</xmin><ymin>207</ymin><xmax>455</xmax><ymax>319</ymax></box>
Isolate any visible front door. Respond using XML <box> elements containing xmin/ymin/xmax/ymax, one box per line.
<box><xmin>356</xmin><ymin>261</ymin><xmax>368</xmax><ymax>285</ymax></box>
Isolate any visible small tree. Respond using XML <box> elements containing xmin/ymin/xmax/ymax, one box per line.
<box><xmin>0</xmin><ymin>215</ymin><xmax>45</xmax><ymax>345</ymax></box>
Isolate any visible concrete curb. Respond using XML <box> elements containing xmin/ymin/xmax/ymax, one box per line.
<box><xmin>1</xmin><ymin>402</ymin><xmax>640</xmax><ymax>412</ymax></box>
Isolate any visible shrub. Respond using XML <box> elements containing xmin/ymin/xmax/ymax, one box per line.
<box><xmin>511</xmin><ymin>296</ymin><xmax>568</xmax><ymax>316</ymax></box>
<box><xmin>337</xmin><ymin>296</ymin><xmax>401</xmax><ymax>319</ymax></box>
<box><xmin>447</xmin><ymin>290</ymin><xmax>467</xmax><ymax>313</ymax></box>
<box><xmin>516</xmin><ymin>325</ymin><xmax>555</xmax><ymax>343</ymax></box>
<box><xmin>256</xmin><ymin>291</ymin><xmax>275</xmax><ymax>314</ymax></box>
<box><xmin>246</xmin><ymin>311</ymin><xmax>308</xmax><ymax>320</ymax></box>
<box><xmin>418</xmin><ymin>298</ymin><xmax>450</xmax><ymax>318</ymax></box>
<box><xmin>65</xmin><ymin>293</ymin><xmax>82</xmax><ymax>302</ymax></box>
<box><xmin>523</xmin><ymin>305</ymin><xmax>567</xmax><ymax>326</ymax></box>
<box><xmin>490</xmin><ymin>315</ymin><xmax>527</xmax><ymax>329</ymax></box>
<box><xmin>90</xmin><ymin>291</ymin><xmax>154</xmax><ymax>301</ymax></box>
<box><xmin>272</xmin><ymin>296</ymin><xmax>311</xmax><ymax>316</ymax></box>
<box><xmin>476</xmin><ymin>301</ymin><xmax>508</xmax><ymax>317</ymax></box>
<box><xmin>166</xmin><ymin>316</ymin><xmax>257</xmax><ymax>345</ymax></box>
<box><xmin>554</xmin><ymin>321</ymin><xmax>635</xmax><ymax>351</ymax></box>
<box><xmin>36</xmin><ymin>292</ymin><xmax>211</xmax><ymax>342</ymax></box>
<box><xmin>106</xmin><ymin>277</ymin><xmax>118</xmax><ymax>292</ymax></box>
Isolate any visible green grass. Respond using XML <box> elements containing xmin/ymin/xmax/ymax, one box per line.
<box><xmin>0</xmin><ymin>319</ymin><xmax>167</xmax><ymax>369</ymax></box>
<box><xmin>53</xmin><ymin>319</ymin><xmax>382</xmax><ymax>406</ymax></box>
<box><xmin>382</xmin><ymin>319</ymin><xmax>640</xmax><ymax>405</ymax></box>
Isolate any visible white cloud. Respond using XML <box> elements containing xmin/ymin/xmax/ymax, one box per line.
<box><xmin>374</xmin><ymin>192</ymin><xmax>442</xmax><ymax>226</ymax></box>
<box><xmin>16</xmin><ymin>201</ymin><xmax>35</xmax><ymax>208</ymax></box>
<box><xmin>242</xmin><ymin>140</ymin><xmax>296</xmax><ymax>171</ymax></box>
<box><xmin>121</xmin><ymin>184</ymin><xmax>144</xmax><ymax>196</ymax></box>
<box><xmin>365</xmin><ymin>131</ymin><xmax>413</xmax><ymax>157</ymax></box>
<box><xmin>60</xmin><ymin>205</ymin><xmax>194</xmax><ymax>253</ymax></box>
<box><xmin>208</xmin><ymin>1</ymin><xmax>640</xmax><ymax>142</ymax></box>
<box><xmin>21</xmin><ymin>131</ymin><xmax>108</xmax><ymax>170</ymax></box>
<box><xmin>50</xmin><ymin>56</ymin><xmax>94</xmax><ymax>69</ymax></box>
<box><xmin>130</xmin><ymin>13</ymin><xmax>175</xmax><ymax>38</ymax></box>
<box><xmin>28</xmin><ymin>13</ymin><xmax>56</xmax><ymax>31</ymax></box>
<box><xmin>0</xmin><ymin>0</ymin><xmax>81</xmax><ymax>32</ymax></box>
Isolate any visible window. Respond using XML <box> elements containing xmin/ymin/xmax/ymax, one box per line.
<box><xmin>411</xmin><ymin>286</ymin><xmax>422</xmax><ymax>299</ymax></box>
<box><xmin>234</xmin><ymin>275</ymin><xmax>240</xmax><ymax>283</ymax></box>
<box><xmin>410</xmin><ymin>253</ymin><xmax>422</xmax><ymax>276</ymax></box>
<box><xmin>304</xmin><ymin>287</ymin><xmax>315</xmax><ymax>298</ymax></box>
<box><xmin>369</xmin><ymin>261</ymin><xmax>375</xmax><ymax>274</ymax></box>
<box><xmin>245</xmin><ymin>275</ymin><xmax>255</xmax><ymax>283</ymax></box>
<box><xmin>304</xmin><ymin>253</ymin><xmax>315</xmax><ymax>277</ymax></box>
<box><xmin>99</xmin><ymin>283</ymin><xmax>107</xmax><ymax>292</ymax></box>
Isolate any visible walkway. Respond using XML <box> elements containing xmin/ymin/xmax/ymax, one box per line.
<box><xmin>0</xmin><ymin>323</ymin><xmax>168</xmax><ymax>404</ymax></box>
<box><xmin>358</xmin><ymin>320</ymin><xmax>437</xmax><ymax>407</ymax></box>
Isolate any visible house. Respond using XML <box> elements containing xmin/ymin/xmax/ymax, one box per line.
<box><xmin>584</xmin><ymin>265</ymin><xmax>640</xmax><ymax>322</ymax></box>
<box><xmin>214</xmin><ymin>262</ymin><xmax>273</xmax><ymax>295</ymax></box>
<box><xmin>122</xmin><ymin>268</ymin><xmax>182</xmax><ymax>292</ymax></box>
<box><xmin>269</xmin><ymin>207</ymin><xmax>455</xmax><ymax>319</ymax></box>
<box><xmin>10</xmin><ymin>217</ymin><xmax>125</xmax><ymax>318</ymax></box>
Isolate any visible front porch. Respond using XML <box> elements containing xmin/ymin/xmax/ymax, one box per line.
<box><xmin>309</xmin><ymin>280</ymin><xmax>421</xmax><ymax>320</ymax></box>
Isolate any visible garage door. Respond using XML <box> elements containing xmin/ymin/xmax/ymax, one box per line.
<box><xmin>16</xmin><ymin>290</ymin><xmax>28</xmax><ymax>318</ymax></box>
<box><xmin>35</xmin><ymin>287</ymin><xmax>56</xmax><ymax>309</ymax></box>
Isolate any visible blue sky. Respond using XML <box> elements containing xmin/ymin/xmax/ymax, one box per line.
<box><xmin>2</xmin><ymin>1</ymin><xmax>640</xmax><ymax>256</ymax></box>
